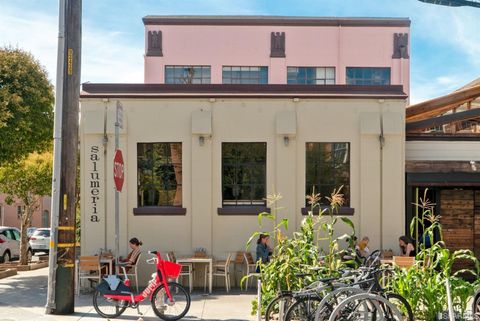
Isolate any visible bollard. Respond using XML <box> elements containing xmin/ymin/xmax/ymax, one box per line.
<box><xmin>446</xmin><ymin>278</ymin><xmax>455</xmax><ymax>321</ymax></box>
<box><xmin>257</xmin><ymin>279</ymin><xmax>262</xmax><ymax>321</ymax></box>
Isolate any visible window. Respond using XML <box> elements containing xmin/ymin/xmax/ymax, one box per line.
<box><xmin>222</xmin><ymin>66</ymin><xmax>268</xmax><ymax>84</ymax></box>
<box><xmin>1</xmin><ymin>230</ymin><xmax>13</xmax><ymax>240</ymax></box>
<box><xmin>137</xmin><ymin>143</ymin><xmax>182</xmax><ymax>207</ymax></box>
<box><xmin>165</xmin><ymin>66</ymin><xmax>211</xmax><ymax>84</ymax></box>
<box><xmin>346</xmin><ymin>67</ymin><xmax>390</xmax><ymax>86</ymax></box>
<box><xmin>33</xmin><ymin>229</ymin><xmax>50</xmax><ymax>237</ymax></box>
<box><xmin>287</xmin><ymin>67</ymin><xmax>335</xmax><ymax>85</ymax></box>
<box><xmin>42</xmin><ymin>210</ymin><xmax>50</xmax><ymax>228</ymax></box>
<box><xmin>222</xmin><ymin>143</ymin><xmax>267</xmax><ymax>206</ymax></box>
<box><xmin>11</xmin><ymin>229</ymin><xmax>20</xmax><ymax>241</ymax></box>
<box><xmin>306</xmin><ymin>143</ymin><xmax>350</xmax><ymax>206</ymax></box>
<box><xmin>17</xmin><ymin>205</ymin><xmax>24</xmax><ymax>218</ymax></box>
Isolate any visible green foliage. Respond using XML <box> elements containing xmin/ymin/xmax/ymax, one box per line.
<box><xmin>0</xmin><ymin>152</ymin><xmax>53</xmax><ymax>264</ymax></box>
<box><xmin>246</xmin><ymin>188</ymin><xmax>356</xmax><ymax>315</ymax></box>
<box><xmin>388</xmin><ymin>190</ymin><xmax>479</xmax><ymax>320</ymax></box>
<box><xmin>0</xmin><ymin>47</ymin><xmax>54</xmax><ymax>165</ymax></box>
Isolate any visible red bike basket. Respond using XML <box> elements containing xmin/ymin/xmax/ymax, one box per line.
<box><xmin>163</xmin><ymin>261</ymin><xmax>182</xmax><ymax>278</ymax></box>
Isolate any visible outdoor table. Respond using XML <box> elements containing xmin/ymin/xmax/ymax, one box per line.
<box><xmin>176</xmin><ymin>257</ymin><xmax>213</xmax><ymax>294</ymax></box>
<box><xmin>100</xmin><ymin>256</ymin><xmax>115</xmax><ymax>274</ymax></box>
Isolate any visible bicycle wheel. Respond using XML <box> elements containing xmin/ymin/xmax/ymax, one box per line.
<box><xmin>385</xmin><ymin>293</ymin><xmax>414</xmax><ymax>321</ymax></box>
<box><xmin>92</xmin><ymin>290</ymin><xmax>127</xmax><ymax>319</ymax></box>
<box><xmin>315</xmin><ymin>287</ymin><xmax>365</xmax><ymax>321</ymax></box>
<box><xmin>151</xmin><ymin>282</ymin><xmax>191</xmax><ymax>321</ymax></box>
<box><xmin>329</xmin><ymin>293</ymin><xmax>388</xmax><ymax>321</ymax></box>
<box><xmin>473</xmin><ymin>294</ymin><xmax>480</xmax><ymax>320</ymax></box>
<box><xmin>265</xmin><ymin>293</ymin><xmax>295</xmax><ymax>321</ymax></box>
<box><xmin>285</xmin><ymin>297</ymin><xmax>322</xmax><ymax>321</ymax></box>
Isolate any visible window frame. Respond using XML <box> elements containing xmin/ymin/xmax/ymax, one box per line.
<box><xmin>222</xmin><ymin>66</ymin><xmax>269</xmax><ymax>84</ymax></box>
<box><xmin>219</xmin><ymin>142</ymin><xmax>268</xmax><ymax>215</ymax></box>
<box><xmin>134</xmin><ymin>142</ymin><xmax>186</xmax><ymax>216</ymax></box>
<box><xmin>164</xmin><ymin>65</ymin><xmax>211</xmax><ymax>84</ymax></box>
<box><xmin>287</xmin><ymin>66</ymin><xmax>336</xmax><ymax>85</ymax></box>
<box><xmin>345</xmin><ymin>67</ymin><xmax>391</xmax><ymax>86</ymax></box>
<box><xmin>303</xmin><ymin>142</ymin><xmax>354</xmax><ymax>216</ymax></box>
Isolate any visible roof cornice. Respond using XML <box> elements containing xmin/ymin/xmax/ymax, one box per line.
<box><xmin>142</xmin><ymin>15</ymin><xmax>411</xmax><ymax>27</ymax></box>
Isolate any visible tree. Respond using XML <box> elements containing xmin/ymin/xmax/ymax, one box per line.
<box><xmin>0</xmin><ymin>47</ymin><xmax>54</xmax><ymax>165</ymax></box>
<box><xmin>0</xmin><ymin>152</ymin><xmax>52</xmax><ymax>265</ymax></box>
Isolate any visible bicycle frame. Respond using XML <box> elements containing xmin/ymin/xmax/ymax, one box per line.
<box><xmin>102</xmin><ymin>251</ymin><xmax>174</xmax><ymax>304</ymax></box>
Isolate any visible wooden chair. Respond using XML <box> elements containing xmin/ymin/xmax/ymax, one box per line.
<box><xmin>77</xmin><ymin>256</ymin><xmax>107</xmax><ymax>295</ymax></box>
<box><xmin>167</xmin><ymin>251</ymin><xmax>193</xmax><ymax>293</ymax></box>
<box><xmin>243</xmin><ymin>252</ymin><xmax>258</xmax><ymax>290</ymax></box>
<box><xmin>393</xmin><ymin>256</ymin><xmax>415</xmax><ymax>269</ymax></box>
<box><xmin>117</xmin><ymin>253</ymin><xmax>142</xmax><ymax>292</ymax></box>
<box><xmin>204</xmin><ymin>253</ymin><xmax>233</xmax><ymax>292</ymax></box>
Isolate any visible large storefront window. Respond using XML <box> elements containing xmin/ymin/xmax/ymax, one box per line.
<box><xmin>287</xmin><ymin>67</ymin><xmax>335</xmax><ymax>85</ymax></box>
<box><xmin>346</xmin><ymin>67</ymin><xmax>391</xmax><ymax>86</ymax></box>
<box><xmin>222</xmin><ymin>66</ymin><xmax>268</xmax><ymax>84</ymax></box>
<box><xmin>306</xmin><ymin>143</ymin><xmax>350</xmax><ymax>206</ymax></box>
<box><xmin>222</xmin><ymin>143</ymin><xmax>266</xmax><ymax>206</ymax></box>
<box><xmin>165</xmin><ymin>66</ymin><xmax>211</xmax><ymax>84</ymax></box>
<box><xmin>137</xmin><ymin>143</ymin><xmax>182</xmax><ymax>207</ymax></box>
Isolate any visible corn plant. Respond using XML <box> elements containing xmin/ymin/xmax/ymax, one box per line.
<box><xmin>388</xmin><ymin>190</ymin><xmax>479</xmax><ymax>320</ymax></box>
<box><xmin>245</xmin><ymin>188</ymin><xmax>356</xmax><ymax>315</ymax></box>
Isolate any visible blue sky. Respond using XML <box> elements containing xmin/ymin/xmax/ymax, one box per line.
<box><xmin>0</xmin><ymin>0</ymin><xmax>479</xmax><ymax>103</ymax></box>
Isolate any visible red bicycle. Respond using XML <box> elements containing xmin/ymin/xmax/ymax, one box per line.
<box><xmin>93</xmin><ymin>250</ymin><xmax>191</xmax><ymax>320</ymax></box>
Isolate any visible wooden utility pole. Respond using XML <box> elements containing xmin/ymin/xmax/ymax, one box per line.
<box><xmin>45</xmin><ymin>0</ymin><xmax>82</xmax><ymax>314</ymax></box>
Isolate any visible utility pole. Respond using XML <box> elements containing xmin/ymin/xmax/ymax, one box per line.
<box><xmin>46</xmin><ymin>0</ymin><xmax>82</xmax><ymax>314</ymax></box>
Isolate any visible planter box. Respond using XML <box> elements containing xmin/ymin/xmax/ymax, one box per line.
<box><xmin>0</xmin><ymin>268</ymin><xmax>17</xmax><ymax>279</ymax></box>
<box><xmin>0</xmin><ymin>261</ymin><xmax>48</xmax><ymax>271</ymax></box>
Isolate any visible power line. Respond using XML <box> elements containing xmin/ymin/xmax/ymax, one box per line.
<box><xmin>418</xmin><ymin>0</ymin><xmax>480</xmax><ymax>8</ymax></box>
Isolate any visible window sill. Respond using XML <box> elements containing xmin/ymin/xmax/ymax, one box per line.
<box><xmin>133</xmin><ymin>207</ymin><xmax>186</xmax><ymax>216</ymax></box>
<box><xmin>217</xmin><ymin>206</ymin><xmax>270</xmax><ymax>216</ymax></box>
<box><xmin>301</xmin><ymin>206</ymin><xmax>354</xmax><ymax>216</ymax></box>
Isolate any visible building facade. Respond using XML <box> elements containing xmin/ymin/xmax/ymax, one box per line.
<box><xmin>80</xmin><ymin>16</ymin><xmax>410</xmax><ymax>285</ymax></box>
<box><xmin>0</xmin><ymin>194</ymin><xmax>51</xmax><ymax>229</ymax></box>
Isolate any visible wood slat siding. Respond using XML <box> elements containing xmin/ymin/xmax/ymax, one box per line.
<box><xmin>440</xmin><ymin>190</ymin><xmax>474</xmax><ymax>251</ymax></box>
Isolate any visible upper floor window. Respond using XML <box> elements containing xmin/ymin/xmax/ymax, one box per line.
<box><xmin>287</xmin><ymin>67</ymin><xmax>335</xmax><ymax>85</ymax></box>
<box><xmin>17</xmin><ymin>205</ymin><xmax>24</xmax><ymax>218</ymax></box>
<box><xmin>306</xmin><ymin>142</ymin><xmax>350</xmax><ymax>206</ymax></box>
<box><xmin>222</xmin><ymin>143</ymin><xmax>267</xmax><ymax>206</ymax></box>
<box><xmin>165</xmin><ymin>66</ymin><xmax>211</xmax><ymax>84</ymax></box>
<box><xmin>222</xmin><ymin>66</ymin><xmax>268</xmax><ymax>84</ymax></box>
<box><xmin>137</xmin><ymin>143</ymin><xmax>182</xmax><ymax>207</ymax></box>
<box><xmin>346</xmin><ymin>67</ymin><xmax>391</xmax><ymax>86</ymax></box>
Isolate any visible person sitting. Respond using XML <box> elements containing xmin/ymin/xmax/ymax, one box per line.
<box><xmin>118</xmin><ymin>237</ymin><xmax>142</xmax><ymax>272</ymax></box>
<box><xmin>355</xmin><ymin>236</ymin><xmax>370</xmax><ymax>258</ymax></box>
<box><xmin>399</xmin><ymin>235</ymin><xmax>416</xmax><ymax>257</ymax></box>
<box><xmin>256</xmin><ymin>234</ymin><xmax>272</xmax><ymax>272</ymax></box>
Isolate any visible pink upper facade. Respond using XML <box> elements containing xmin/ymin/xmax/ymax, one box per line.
<box><xmin>143</xmin><ymin>16</ymin><xmax>410</xmax><ymax>96</ymax></box>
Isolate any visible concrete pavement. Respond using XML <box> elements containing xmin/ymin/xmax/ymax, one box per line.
<box><xmin>0</xmin><ymin>267</ymin><xmax>256</xmax><ymax>321</ymax></box>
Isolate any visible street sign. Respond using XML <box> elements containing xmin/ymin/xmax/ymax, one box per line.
<box><xmin>113</xmin><ymin>149</ymin><xmax>124</xmax><ymax>192</ymax></box>
<box><xmin>116</xmin><ymin>101</ymin><xmax>124</xmax><ymax>129</ymax></box>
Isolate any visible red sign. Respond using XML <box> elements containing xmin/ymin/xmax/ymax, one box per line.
<box><xmin>113</xmin><ymin>149</ymin><xmax>124</xmax><ymax>192</ymax></box>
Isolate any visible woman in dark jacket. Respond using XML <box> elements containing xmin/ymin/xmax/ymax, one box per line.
<box><xmin>256</xmin><ymin>234</ymin><xmax>272</xmax><ymax>272</ymax></box>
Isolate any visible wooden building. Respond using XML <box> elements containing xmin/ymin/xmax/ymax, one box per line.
<box><xmin>405</xmin><ymin>78</ymin><xmax>480</xmax><ymax>255</ymax></box>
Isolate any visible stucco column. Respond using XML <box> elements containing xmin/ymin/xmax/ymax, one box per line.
<box><xmin>359</xmin><ymin>113</ymin><xmax>382</xmax><ymax>251</ymax></box>
<box><xmin>191</xmin><ymin>125</ymin><xmax>213</xmax><ymax>253</ymax></box>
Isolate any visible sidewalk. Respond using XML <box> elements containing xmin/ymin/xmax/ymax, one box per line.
<box><xmin>0</xmin><ymin>267</ymin><xmax>256</xmax><ymax>321</ymax></box>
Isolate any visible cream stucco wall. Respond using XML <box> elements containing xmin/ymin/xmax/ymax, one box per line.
<box><xmin>80</xmin><ymin>97</ymin><xmax>405</xmax><ymax>285</ymax></box>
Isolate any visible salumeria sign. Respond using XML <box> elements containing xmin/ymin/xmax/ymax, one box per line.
<box><xmin>89</xmin><ymin>145</ymin><xmax>101</xmax><ymax>222</ymax></box>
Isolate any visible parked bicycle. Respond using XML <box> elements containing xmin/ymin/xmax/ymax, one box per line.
<box><xmin>93</xmin><ymin>250</ymin><xmax>191</xmax><ymax>320</ymax></box>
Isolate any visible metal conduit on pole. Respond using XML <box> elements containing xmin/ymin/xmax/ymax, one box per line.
<box><xmin>45</xmin><ymin>0</ymin><xmax>66</xmax><ymax>313</ymax></box>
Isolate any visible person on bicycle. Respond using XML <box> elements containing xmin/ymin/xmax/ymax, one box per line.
<box><xmin>119</xmin><ymin>237</ymin><xmax>143</xmax><ymax>272</ymax></box>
